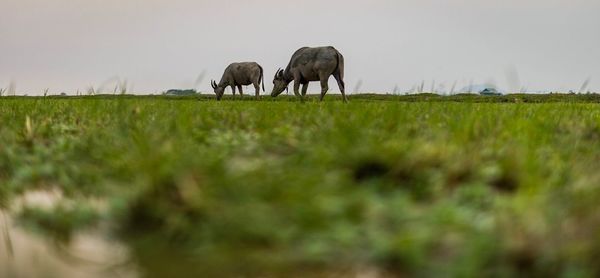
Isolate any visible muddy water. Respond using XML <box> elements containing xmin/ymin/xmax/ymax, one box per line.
<box><xmin>0</xmin><ymin>190</ymin><xmax>138</xmax><ymax>278</ymax></box>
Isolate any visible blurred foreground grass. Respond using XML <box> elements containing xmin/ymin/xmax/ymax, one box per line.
<box><xmin>2</xmin><ymin>94</ymin><xmax>600</xmax><ymax>277</ymax></box>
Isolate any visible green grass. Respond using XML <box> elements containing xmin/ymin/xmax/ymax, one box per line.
<box><xmin>2</xmin><ymin>94</ymin><xmax>600</xmax><ymax>277</ymax></box>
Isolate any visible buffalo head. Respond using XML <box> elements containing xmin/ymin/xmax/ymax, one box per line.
<box><xmin>271</xmin><ymin>69</ymin><xmax>290</xmax><ymax>97</ymax></box>
<box><xmin>211</xmin><ymin>80</ymin><xmax>225</xmax><ymax>100</ymax></box>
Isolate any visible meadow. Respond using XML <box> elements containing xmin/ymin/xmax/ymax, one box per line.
<box><xmin>2</xmin><ymin>94</ymin><xmax>600</xmax><ymax>277</ymax></box>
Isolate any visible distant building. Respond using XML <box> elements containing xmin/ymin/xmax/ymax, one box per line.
<box><xmin>479</xmin><ymin>88</ymin><xmax>501</xmax><ymax>96</ymax></box>
<box><xmin>459</xmin><ymin>84</ymin><xmax>501</xmax><ymax>94</ymax></box>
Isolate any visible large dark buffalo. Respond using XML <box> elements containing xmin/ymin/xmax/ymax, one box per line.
<box><xmin>271</xmin><ymin>46</ymin><xmax>347</xmax><ymax>102</ymax></box>
<box><xmin>211</xmin><ymin>62</ymin><xmax>265</xmax><ymax>100</ymax></box>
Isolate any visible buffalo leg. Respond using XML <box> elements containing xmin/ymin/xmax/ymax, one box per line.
<box><xmin>231</xmin><ymin>85</ymin><xmax>236</xmax><ymax>97</ymax></box>
<box><xmin>237</xmin><ymin>85</ymin><xmax>244</xmax><ymax>97</ymax></box>
<box><xmin>292</xmin><ymin>72</ymin><xmax>303</xmax><ymax>100</ymax></box>
<box><xmin>301</xmin><ymin>83</ymin><xmax>308</xmax><ymax>97</ymax></box>
<box><xmin>319</xmin><ymin>77</ymin><xmax>329</xmax><ymax>102</ymax></box>
<box><xmin>334</xmin><ymin>74</ymin><xmax>348</xmax><ymax>102</ymax></box>
<box><xmin>254</xmin><ymin>83</ymin><xmax>260</xmax><ymax>99</ymax></box>
<box><xmin>293</xmin><ymin>79</ymin><xmax>302</xmax><ymax>98</ymax></box>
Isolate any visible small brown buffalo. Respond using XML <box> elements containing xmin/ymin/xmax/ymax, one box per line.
<box><xmin>211</xmin><ymin>62</ymin><xmax>265</xmax><ymax>100</ymax></box>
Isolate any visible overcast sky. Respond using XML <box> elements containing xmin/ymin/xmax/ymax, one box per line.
<box><xmin>1</xmin><ymin>0</ymin><xmax>599</xmax><ymax>95</ymax></box>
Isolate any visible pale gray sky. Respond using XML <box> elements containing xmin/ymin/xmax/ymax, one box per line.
<box><xmin>1</xmin><ymin>0</ymin><xmax>599</xmax><ymax>95</ymax></box>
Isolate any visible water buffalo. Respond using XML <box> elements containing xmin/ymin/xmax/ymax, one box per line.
<box><xmin>211</xmin><ymin>62</ymin><xmax>265</xmax><ymax>100</ymax></box>
<box><xmin>271</xmin><ymin>46</ymin><xmax>347</xmax><ymax>102</ymax></box>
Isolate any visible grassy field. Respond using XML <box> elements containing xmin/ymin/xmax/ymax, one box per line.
<box><xmin>2</xmin><ymin>94</ymin><xmax>600</xmax><ymax>277</ymax></box>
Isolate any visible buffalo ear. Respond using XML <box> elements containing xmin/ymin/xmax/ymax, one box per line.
<box><xmin>211</xmin><ymin>80</ymin><xmax>217</xmax><ymax>89</ymax></box>
<box><xmin>277</xmin><ymin>69</ymin><xmax>284</xmax><ymax>79</ymax></box>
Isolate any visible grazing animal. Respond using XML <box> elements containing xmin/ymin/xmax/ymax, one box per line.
<box><xmin>211</xmin><ymin>62</ymin><xmax>265</xmax><ymax>100</ymax></box>
<box><xmin>271</xmin><ymin>46</ymin><xmax>347</xmax><ymax>102</ymax></box>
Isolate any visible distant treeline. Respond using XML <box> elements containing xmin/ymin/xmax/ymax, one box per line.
<box><xmin>3</xmin><ymin>93</ymin><xmax>600</xmax><ymax>103</ymax></box>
